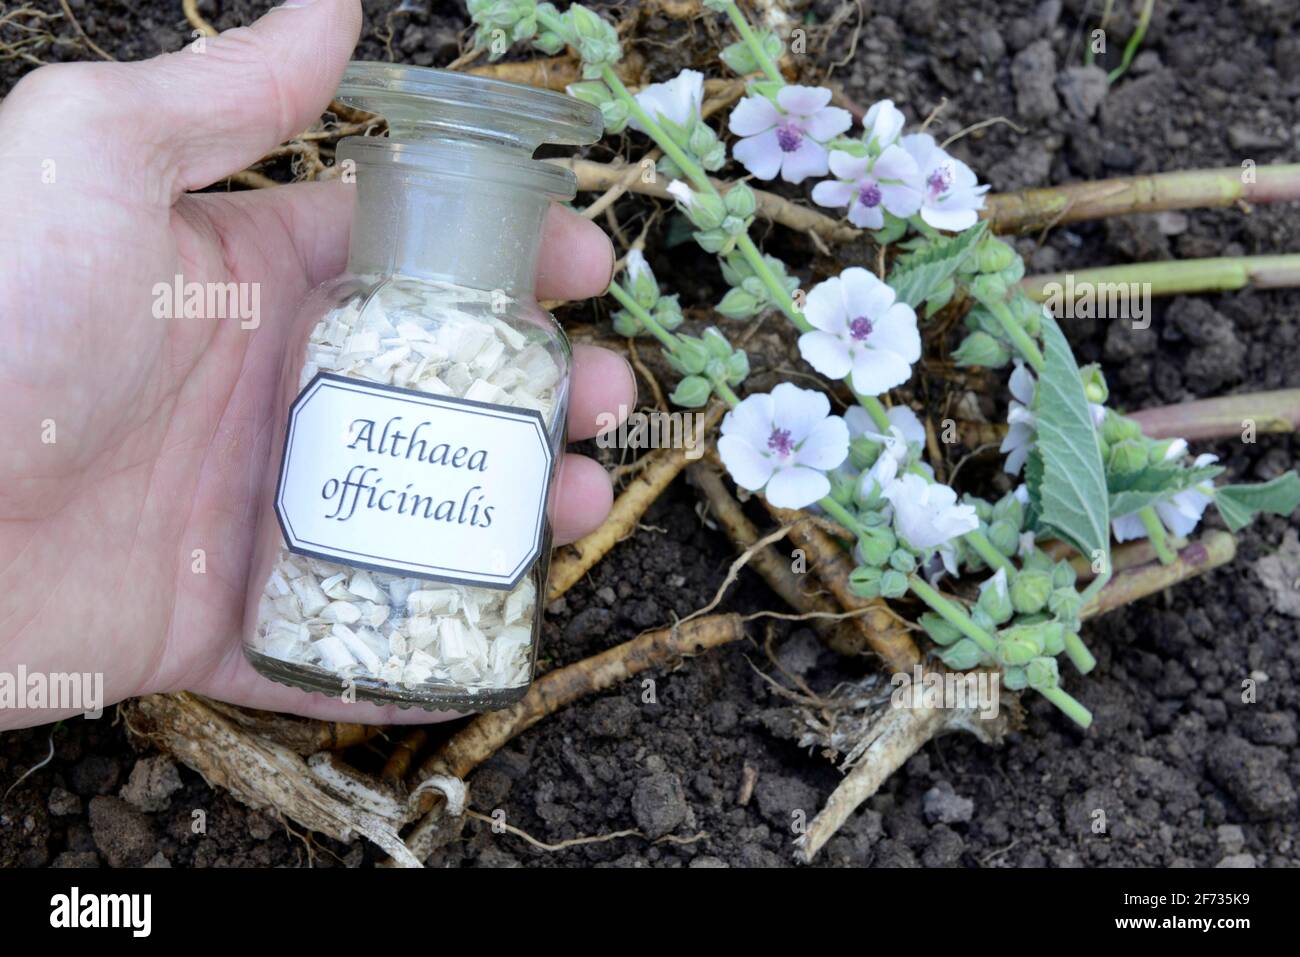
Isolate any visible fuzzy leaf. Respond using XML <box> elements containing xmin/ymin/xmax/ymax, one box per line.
<box><xmin>886</xmin><ymin>221</ymin><xmax>988</xmax><ymax>309</ymax></box>
<box><xmin>1214</xmin><ymin>472</ymin><xmax>1300</xmax><ymax>531</ymax></box>
<box><xmin>1107</xmin><ymin>462</ymin><xmax>1224</xmax><ymax>518</ymax></box>
<box><xmin>1034</xmin><ymin>314</ymin><xmax>1110</xmax><ymax>563</ymax></box>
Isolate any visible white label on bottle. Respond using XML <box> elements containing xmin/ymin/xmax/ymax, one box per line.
<box><xmin>275</xmin><ymin>373</ymin><xmax>553</xmax><ymax>590</ymax></box>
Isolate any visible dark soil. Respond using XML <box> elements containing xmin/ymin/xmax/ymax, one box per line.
<box><xmin>1</xmin><ymin>0</ymin><xmax>1297</xmax><ymax>868</ymax></box>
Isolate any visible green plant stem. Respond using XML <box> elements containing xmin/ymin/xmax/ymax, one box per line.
<box><xmin>983</xmin><ymin>295</ymin><xmax>1045</xmax><ymax>372</ymax></box>
<box><xmin>1023</xmin><ymin>254</ymin><xmax>1300</xmax><ymax>302</ymax></box>
<box><xmin>1108</xmin><ymin>0</ymin><xmax>1154</xmax><ymax>85</ymax></box>
<box><xmin>1062</xmin><ymin>631</ymin><xmax>1097</xmax><ymax>674</ymax></box>
<box><xmin>965</xmin><ymin>529</ymin><xmax>1015</xmax><ymax>577</ymax></box>
<box><xmin>820</xmin><ymin>496</ymin><xmax>867</xmax><ymax>537</ymax></box>
<box><xmin>1137</xmin><ymin>506</ymin><xmax>1176</xmax><ymax>565</ymax></box>
<box><xmin>1036</xmin><ymin>686</ymin><xmax>1093</xmax><ymax>728</ymax></box>
<box><xmin>720</xmin><ymin>0</ymin><xmax>785</xmax><ymax>83</ymax></box>
<box><xmin>906</xmin><ymin>575</ymin><xmax>999</xmax><ymax>656</ymax></box>
<box><xmin>605</xmin><ymin>281</ymin><xmax>681</xmax><ymax>352</ymax></box>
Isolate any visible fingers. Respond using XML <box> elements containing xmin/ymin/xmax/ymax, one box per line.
<box><xmin>550</xmin><ymin>453</ymin><xmax>615</xmax><ymax>545</ymax></box>
<box><xmin>2</xmin><ymin>0</ymin><xmax>361</xmax><ymax>201</ymax></box>
<box><xmin>568</xmin><ymin>344</ymin><xmax>637</xmax><ymax>441</ymax></box>
<box><xmin>536</xmin><ymin>205</ymin><xmax>616</xmax><ymax>302</ymax></box>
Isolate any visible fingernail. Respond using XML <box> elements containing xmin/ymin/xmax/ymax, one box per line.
<box><xmin>605</xmin><ymin>240</ymin><xmax>618</xmax><ymax>292</ymax></box>
<box><xmin>623</xmin><ymin>356</ymin><xmax>639</xmax><ymax>412</ymax></box>
<box><xmin>275</xmin><ymin>0</ymin><xmax>319</xmax><ymax>9</ymax></box>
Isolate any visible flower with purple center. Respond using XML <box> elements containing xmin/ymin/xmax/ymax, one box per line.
<box><xmin>797</xmin><ymin>267</ymin><xmax>921</xmax><ymax>396</ymax></box>
<box><xmin>727</xmin><ymin>85</ymin><xmax>852</xmax><ymax>184</ymax></box>
<box><xmin>717</xmin><ymin>383</ymin><xmax>850</xmax><ymax>508</ymax></box>
<box><xmin>811</xmin><ymin>144</ymin><xmax>922</xmax><ymax>229</ymax></box>
<box><xmin>899</xmin><ymin>133</ymin><xmax>989</xmax><ymax>232</ymax></box>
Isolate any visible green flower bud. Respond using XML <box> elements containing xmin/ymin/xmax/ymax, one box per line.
<box><xmin>685</xmin><ymin>191</ymin><xmax>726</xmax><ymax>230</ymax></box>
<box><xmin>888</xmin><ymin>548</ymin><xmax>917</xmax><ymax>574</ymax></box>
<box><xmin>1019</xmin><ymin>299</ymin><xmax>1044</xmax><ymax>337</ymax></box>
<box><xmin>1108</xmin><ymin>439</ymin><xmax>1148</xmax><ymax>475</ymax></box>
<box><xmin>1051</xmin><ymin>560</ymin><xmax>1077</xmax><ymax>590</ymax></box>
<box><xmin>992</xmin><ymin>491</ymin><xmax>1024</xmax><ymax>530</ymax></box>
<box><xmin>1048</xmin><ymin>587</ymin><xmax>1083</xmax><ymax>624</ymax></box>
<box><xmin>723</xmin><ymin>182</ymin><xmax>757</xmax><ymax>218</ymax></box>
<box><xmin>723</xmin><ymin>349</ymin><xmax>749</xmax><ymax>385</ymax></box>
<box><xmin>855</xmin><ymin>526</ymin><xmax>896</xmax><ymax>567</ymax></box>
<box><xmin>566</xmin><ymin>80</ymin><xmax>612</xmax><ymax>108</ymax></box>
<box><xmin>848</xmin><ymin>564</ymin><xmax>882</xmax><ymax>599</ymax></box>
<box><xmin>998</xmin><ymin>632</ymin><xmax>1042</xmax><ymax>667</ymax></box>
<box><xmin>952</xmin><ymin>330</ymin><xmax>1011</xmax><ymax>368</ymax></box>
<box><xmin>988</xmin><ymin>519</ymin><xmax>1020</xmax><ymax>556</ymax></box>
<box><xmin>669</xmin><ymin>375</ymin><xmax>711</xmax><ymax>408</ymax></box>
<box><xmin>1010</xmin><ymin>569</ymin><xmax>1053</xmax><ymax>615</ymax></box>
<box><xmin>919</xmin><ymin>612</ymin><xmax>962</xmax><ymax>646</ymax></box>
<box><xmin>599</xmin><ymin>99</ymin><xmax>629</xmax><ymax>134</ymax></box>
<box><xmin>970</xmin><ymin>272</ymin><xmax>1009</xmax><ymax>304</ymax></box>
<box><xmin>668</xmin><ymin>336</ymin><xmax>709</xmax><ymax>375</ymax></box>
<box><xmin>1020</xmin><ymin>545</ymin><xmax>1053</xmax><ymax>573</ymax></box>
<box><xmin>653</xmin><ymin>295</ymin><xmax>684</xmax><ymax>331</ymax></box>
<box><xmin>1101</xmin><ymin>411</ymin><xmax>1143</xmax><ymax>445</ymax></box>
<box><xmin>977</xmin><ymin>237</ymin><xmax>1018</xmax><ymax>274</ymax></box>
<box><xmin>533</xmin><ymin>29</ymin><xmax>566</xmax><ymax>54</ymax></box>
<box><xmin>965</xmin><ymin>494</ymin><xmax>994</xmax><ymax>524</ymax></box>
<box><xmin>1001</xmin><ymin>666</ymin><xmax>1029</xmax><ymax>691</ymax></box>
<box><xmin>611</xmin><ymin>309</ymin><xmax>642</xmax><ymax>338</ymax></box>
<box><xmin>1039</xmin><ymin>621</ymin><xmax>1066</xmax><ymax>657</ymax></box>
<box><xmin>1079</xmin><ymin>363</ymin><xmax>1109</xmax><ymax>405</ymax></box>
<box><xmin>1148</xmin><ymin>438</ymin><xmax>1185</xmax><ymax>465</ymax></box>
<box><xmin>938</xmin><ymin>638</ymin><xmax>986</xmax><ymax>671</ymax></box>
<box><xmin>719</xmin><ymin>39</ymin><xmax>758</xmax><ymax>75</ymax></box>
<box><xmin>850</xmin><ymin>435</ymin><xmax>883</xmax><ymax>472</ymax></box>
<box><xmin>1025</xmin><ymin>655</ymin><xmax>1060</xmax><ymax>690</ymax></box>
<box><xmin>700</xmin><ymin>326</ymin><xmax>732</xmax><ymax>360</ymax></box>
<box><xmin>879</xmin><ymin>569</ymin><xmax>909</xmax><ymax>599</ymax></box>
<box><xmin>977</xmin><ymin>569</ymin><xmax>1013</xmax><ymax>624</ymax></box>
<box><xmin>828</xmin><ymin>468</ymin><xmax>857</xmax><ymax>507</ymax></box>
<box><xmin>972</xmin><ymin>605</ymin><xmax>997</xmax><ymax>633</ymax></box>
<box><xmin>692</xmin><ymin>228</ymin><xmax>730</xmax><ymax>253</ymax></box>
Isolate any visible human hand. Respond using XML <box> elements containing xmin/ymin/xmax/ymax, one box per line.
<box><xmin>0</xmin><ymin>0</ymin><xmax>633</xmax><ymax>730</ymax></box>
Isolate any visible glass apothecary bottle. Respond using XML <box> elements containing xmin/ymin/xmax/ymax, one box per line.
<box><xmin>242</xmin><ymin>63</ymin><xmax>602</xmax><ymax>711</ymax></box>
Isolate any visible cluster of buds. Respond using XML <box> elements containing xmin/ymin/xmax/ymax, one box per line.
<box><xmin>611</xmin><ymin>250</ymin><xmax>685</xmax><ymax>338</ymax></box>
<box><xmin>667</xmin><ymin>181</ymin><xmax>757</xmax><ymax>255</ymax></box>
<box><xmin>665</xmin><ymin>327</ymin><xmax>750</xmax><ymax>407</ymax></box>
<box><xmin>716</xmin><ymin>248</ymin><xmax>799</xmax><ymax>320</ymax></box>
<box><xmin>469</xmin><ymin>1</ymin><xmax>620</xmax><ymax>77</ymax></box>
<box><xmin>951</xmin><ymin>238</ymin><xmax>1036</xmax><ymax>368</ymax></box>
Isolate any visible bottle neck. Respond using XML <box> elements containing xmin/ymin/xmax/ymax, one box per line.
<box><xmin>342</xmin><ymin>144</ymin><xmax>550</xmax><ymax>298</ymax></box>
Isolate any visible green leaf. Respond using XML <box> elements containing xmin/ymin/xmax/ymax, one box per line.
<box><xmin>886</xmin><ymin>222</ymin><xmax>988</xmax><ymax>310</ymax></box>
<box><xmin>1107</xmin><ymin>462</ymin><xmax>1223</xmax><ymax>518</ymax></box>
<box><xmin>1214</xmin><ymin>472</ymin><xmax>1300</xmax><ymax>531</ymax></box>
<box><xmin>1034</xmin><ymin>314</ymin><xmax>1110</xmax><ymax>564</ymax></box>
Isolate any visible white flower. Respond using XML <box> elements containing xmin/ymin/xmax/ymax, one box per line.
<box><xmin>1000</xmin><ymin>360</ymin><xmax>1038</xmax><ymax>475</ymax></box>
<box><xmin>1112</xmin><ymin>453</ymin><xmax>1219</xmax><ymax>542</ymax></box>
<box><xmin>845</xmin><ymin>403</ymin><xmax>926</xmax><ymax>445</ymax></box>
<box><xmin>1000</xmin><ymin>361</ymin><xmax>1106</xmax><ymax>475</ymax></box>
<box><xmin>884</xmin><ymin>473</ymin><xmax>980</xmax><ymax>550</ymax></box>
<box><xmin>728</xmin><ymin>85</ymin><xmax>853</xmax><ymax>184</ymax></box>
<box><xmin>811</xmin><ymin>145</ymin><xmax>922</xmax><ymax>229</ymax></box>
<box><xmin>850</xmin><ymin>406</ymin><xmax>927</xmax><ymax>500</ymax></box>
<box><xmin>798</xmin><ymin>267</ymin><xmax>921</xmax><ymax>395</ymax></box>
<box><xmin>666</xmin><ymin>179</ymin><xmax>695</xmax><ymax>208</ymax></box>
<box><xmin>899</xmin><ymin>133</ymin><xmax>989</xmax><ymax>232</ymax></box>
<box><xmin>718</xmin><ymin>383</ymin><xmax>850</xmax><ymax>508</ymax></box>
<box><xmin>625</xmin><ymin>248</ymin><xmax>651</xmax><ymax>283</ymax></box>
<box><xmin>862</xmin><ymin>99</ymin><xmax>907</xmax><ymax>152</ymax></box>
<box><xmin>631</xmin><ymin>69</ymin><xmax>704</xmax><ymax>133</ymax></box>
